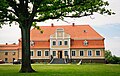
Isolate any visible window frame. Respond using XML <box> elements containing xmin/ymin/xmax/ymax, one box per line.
<box><xmin>64</xmin><ymin>40</ymin><xmax>68</xmax><ymax>45</ymax></box>
<box><xmin>79</xmin><ymin>50</ymin><xmax>84</xmax><ymax>56</ymax></box>
<box><xmin>30</xmin><ymin>51</ymin><xmax>34</xmax><ymax>56</ymax></box>
<box><xmin>52</xmin><ymin>40</ymin><xmax>56</xmax><ymax>46</ymax></box>
<box><xmin>45</xmin><ymin>50</ymin><xmax>49</xmax><ymax>56</ymax></box>
<box><xmin>87</xmin><ymin>50</ymin><xmax>92</xmax><ymax>56</ymax></box>
<box><xmin>4</xmin><ymin>58</ymin><xmax>8</xmax><ymax>62</ymax></box>
<box><xmin>5</xmin><ymin>52</ymin><xmax>8</xmax><ymax>55</ymax></box>
<box><xmin>58</xmin><ymin>40</ymin><xmax>62</xmax><ymax>46</ymax></box>
<box><xmin>53</xmin><ymin>51</ymin><xmax>56</xmax><ymax>56</ymax></box>
<box><xmin>64</xmin><ymin>51</ymin><xmax>68</xmax><ymax>56</ymax></box>
<box><xmin>84</xmin><ymin>40</ymin><xmax>88</xmax><ymax>46</ymax></box>
<box><xmin>71</xmin><ymin>50</ymin><xmax>76</xmax><ymax>56</ymax></box>
<box><xmin>12</xmin><ymin>52</ymin><xmax>16</xmax><ymax>55</ymax></box>
<box><xmin>37</xmin><ymin>50</ymin><xmax>42</xmax><ymax>56</ymax></box>
<box><xmin>95</xmin><ymin>50</ymin><xmax>101</xmax><ymax>56</ymax></box>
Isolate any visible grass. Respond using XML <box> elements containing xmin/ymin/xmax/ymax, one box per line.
<box><xmin>0</xmin><ymin>64</ymin><xmax>120</xmax><ymax>76</ymax></box>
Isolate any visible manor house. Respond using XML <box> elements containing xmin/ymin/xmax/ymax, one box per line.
<box><xmin>0</xmin><ymin>24</ymin><xmax>105</xmax><ymax>63</ymax></box>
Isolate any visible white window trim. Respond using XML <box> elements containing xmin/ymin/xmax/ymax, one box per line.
<box><xmin>58</xmin><ymin>40</ymin><xmax>62</xmax><ymax>46</ymax></box>
<box><xmin>87</xmin><ymin>50</ymin><xmax>92</xmax><ymax>56</ymax></box>
<box><xmin>36</xmin><ymin>50</ymin><xmax>42</xmax><ymax>56</ymax></box>
<box><xmin>71</xmin><ymin>50</ymin><xmax>76</xmax><ymax>56</ymax></box>
<box><xmin>64</xmin><ymin>40</ymin><xmax>68</xmax><ymax>45</ymax></box>
<box><xmin>64</xmin><ymin>50</ymin><xmax>68</xmax><ymax>56</ymax></box>
<box><xmin>44</xmin><ymin>50</ymin><xmax>49</xmax><ymax>56</ymax></box>
<box><xmin>53</xmin><ymin>51</ymin><xmax>56</xmax><ymax>56</ymax></box>
<box><xmin>95</xmin><ymin>49</ymin><xmax>101</xmax><ymax>56</ymax></box>
<box><xmin>79</xmin><ymin>50</ymin><xmax>84</xmax><ymax>56</ymax></box>
<box><xmin>30</xmin><ymin>50</ymin><xmax>34</xmax><ymax>56</ymax></box>
<box><xmin>52</xmin><ymin>40</ymin><xmax>56</xmax><ymax>46</ymax></box>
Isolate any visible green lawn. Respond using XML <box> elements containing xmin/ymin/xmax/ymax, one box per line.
<box><xmin>0</xmin><ymin>64</ymin><xmax>120</xmax><ymax>76</ymax></box>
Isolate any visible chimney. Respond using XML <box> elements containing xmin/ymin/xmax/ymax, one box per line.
<box><xmin>13</xmin><ymin>43</ymin><xmax>16</xmax><ymax>45</ymax></box>
<box><xmin>51</xmin><ymin>23</ymin><xmax>54</xmax><ymax>27</ymax></box>
<box><xmin>6</xmin><ymin>43</ymin><xmax>8</xmax><ymax>45</ymax></box>
<box><xmin>72</xmin><ymin>23</ymin><xmax>75</xmax><ymax>26</ymax></box>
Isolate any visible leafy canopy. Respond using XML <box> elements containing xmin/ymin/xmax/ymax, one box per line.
<box><xmin>0</xmin><ymin>0</ymin><xmax>114</xmax><ymax>28</ymax></box>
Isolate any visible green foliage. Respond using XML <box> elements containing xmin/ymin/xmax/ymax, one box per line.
<box><xmin>105</xmin><ymin>50</ymin><xmax>120</xmax><ymax>64</ymax></box>
<box><xmin>0</xmin><ymin>0</ymin><xmax>115</xmax><ymax>27</ymax></box>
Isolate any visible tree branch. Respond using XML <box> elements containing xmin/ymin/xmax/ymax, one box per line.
<box><xmin>37</xmin><ymin>2</ymin><xmax>82</xmax><ymax>12</ymax></box>
<box><xmin>64</xmin><ymin>13</ymin><xmax>93</xmax><ymax>18</ymax></box>
<box><xmin>6</xmin><ymin>0</ymin><xmax>19</xmax><ymax>17</ymax></box>
<box><xmin>33</xmin><ymin>13</ymin><xmax>63</xmax><ymax>22</ymax></box>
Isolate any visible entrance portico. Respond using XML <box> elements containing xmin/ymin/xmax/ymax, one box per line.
<box><xmin>58</xmin><ymin>51</ymin><xmax>62</xmax><ymax>58</ymax></box>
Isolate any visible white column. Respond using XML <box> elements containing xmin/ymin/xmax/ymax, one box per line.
<box><xmin>69</xmin><ymin>49</ymin><xmax>70</xmax><ymax>59</ymax></box>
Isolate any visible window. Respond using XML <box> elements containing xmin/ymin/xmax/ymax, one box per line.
<box><xmin>30</xmin><ymin>41</ymin><xmax>35</xmax><ymax>46</ymax></box>
<box><xmin>13</xmin><ymin>58</ymin><xmax>15</xmax><ymax>62</ymax></box>
<box><xmin>4</xmin><ymin>58</ymin><xmax>8</xmax><ymax>62</ymax></box>
<box><xmin>12</xmin><ymin>52</ymin><xmax>16</xmax><ymax>55</ymax></box>
<box><xmin>64</xmin><ymin>41</ymin><xmax>68</xmax><ymax>45</ymax></box>
<box><xmin>52</xmin><ymin>41</ymin><xmax>56</xmax><ymax>45</ymax></box>
<box><xmin>84</xmin><ymin>40</ymin><xmax>88</xmax><ymax>46</ymax></box>
<box><xmin>37</xmin><ymin>51</ymin><xmax>41</xmax><ymax>56</ymax></box>
<box><xmin>64</xmin><ymin>51</ymin><xmax>68</xmax><ymax>56</ymax></box>
<box><xmin>96</xmin><ymin>50</ymin><xmax>100</xmax><ymax>56</ymax></box>
<box><xmin>58</xmin><ymin>41</ymin><xmax>62</xmax><ymax>45</ymax></box>
<box><xmin>5</xmin><ymin>52</ymin><xmax>8</xmax><ymax>55</ymax></box>
<box><xmin>53</xmin><ymin>51</ymin><xmax>56</xmax><ymax>56</ymax></box>
<box><xmin>88</xmin><ymin>50</ymin><xmax>92</xmax><ymax>56</ymax></box>
<box><xmin>30</xmin><ymin>51</ymin><xmax>34</xmax><ymax>56</ymax></box>
<box><xmin>72</xmin><ymin>51</ymin><xmax>76</xmax><ymax>56</ymax></box>
<box><xmin>80</xmin><ymin>51</ymin><xmax>84</xmax><ymax>56</ymax></box>
<box><xmin>45</xmin><ymin>51</ymin><xmax>49</xmax><ymax>56</ymax></box>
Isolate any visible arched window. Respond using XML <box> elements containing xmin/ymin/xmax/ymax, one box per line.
<box><xmin>84</xmin><ymin>40</ymin><xmax>88</xmax><ymax>46</ymax></box>
<box><xmin>30</xmin><ymin>41</ymin><xmax>35</xmax><ymax>46</ymax></box>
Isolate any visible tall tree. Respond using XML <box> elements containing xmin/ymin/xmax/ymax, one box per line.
<box><xmin>0</xmin><ymin>0</ymin><xmax>114</xmax><ymax>73</ymax></box>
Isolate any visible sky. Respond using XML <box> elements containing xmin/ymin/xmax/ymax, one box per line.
<box><xmin>0</xmin><ymin>0</ymin><xmax>120</xmax><ymax>56</ymax></box>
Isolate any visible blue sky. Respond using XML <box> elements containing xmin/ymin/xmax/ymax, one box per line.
<box><xmin>0</xmin><ymin>0</ymin><xmax>120</xmax><ymax>56</ymax></box>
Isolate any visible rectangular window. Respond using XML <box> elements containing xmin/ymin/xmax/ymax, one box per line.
<box><xmin>58</xmin><ymin>41</ymin><xmax>62</xmax><ymax>45</ymax></box>
<box><xmin>72</xmin><ymin>51</ymin><xmax>75</xmax><ymax>56</ymax></box>
<box><xmin>30</xmin><ymin>51</ymin><xmax>34</xmax><ymax>56</ymax></box>
<box><xmin>64</xmin><ymin>41</ymin><xmax>68</xmax><ymax>45</ymax></box>
<box><xmin>53</xmin><ymin>51</ymin><xmax>56</xmax><ymax>56</ymax></box>
<box><xmin>5</xmin><ymin>52</ymin><xmax>8</xmax><ymax>55</ymax></box>
<box><xmin>88</xmin><ymin>50</ymin><xmax>92</xmax><ymax>56</ymax></box>
<box><xmin>64</xmin><ymin>51</ymin><xmax>68</xmax><ymax>56</ymax></box>
<box><xmin>96</xmin><ymin>51</ymin><xmax>100</xmax><ymax>56</ymax></box>
<box><xmin>52</xmin><ymin>41</ymin><xmax>56</xmax><ymax>45</ymax></box>
<box><xmin>80</xmin><ymin>51</ymin><xmax>84</xmax><ymax>56</ymax></box>
<box><xmin>12</xmin><ymin>52</ymin><xmax>16</xmax><ymax>55</ymax></box>
<box><xmin>4</xmin><ymin>58</ymin><xmax>8</xmax><ymax>62</ymax></box>
<box><xmin>37</xmin><ymin>51</ymin><xmax>41</xmax><ymax>56</ymax></box>
<box><xmin>13</xmin><ymin>58</ymin><xmax>15</xmax><ymax>62</ymax></box>
<box><xmin>45</xmin><ymin>51</ymin><xmax>49</xmax><ymax>56</ymax></box>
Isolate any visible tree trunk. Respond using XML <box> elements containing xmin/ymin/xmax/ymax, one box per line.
<box><xmin>19</xmin><ymin>24</ymin><xmax>36</xmax><ymax>73</ymax></box>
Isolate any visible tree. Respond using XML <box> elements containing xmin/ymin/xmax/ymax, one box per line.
<box><xmin>105</xmin><ymin>50</ymin><xmax>120</xmax><ymax>64</ymax></box>
<box><xmin>105</xmin><ymin>50</ymin><xmax>113</xmax><ymax>63</ymax></box>
<box><xmin>0</xmin><ymin>0</ymin><xmax>114</xmax><ymax>73</ymax></box>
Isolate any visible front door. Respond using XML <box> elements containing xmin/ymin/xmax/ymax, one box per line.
<box><xmin>58</xmin><ymin>51</ymin><xmax>62</xmax><ymax>58</ymax></box>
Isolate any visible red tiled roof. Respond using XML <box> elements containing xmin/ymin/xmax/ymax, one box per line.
<box><xmin>31</xmin><ymin>41</ymin><xmax>50</xmax><ymax>49</ymax></box>
<box><xmin>0</xmin><ymin>44</ymin><xmax>18</xmax><ymax>50</ymax></box>
<box><xmin>71</xmin><ymin>40</ymin><xmax>104</xmax><ymax>49</ymax></box>
<box><xmin>30</xmin><ymin>25</ymin><xmax>104</xmax><ymax>41</ymax></box>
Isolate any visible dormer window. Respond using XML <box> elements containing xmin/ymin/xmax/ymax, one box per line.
<box><xmin>30</xmin><ymin>41</ymin><xmax>35</xmax><ymax>46</ymax></box>
<box><xmin>84</xmin><ymin>40</ymin><xmax>88</xmax><ymax>46</ymax></box>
